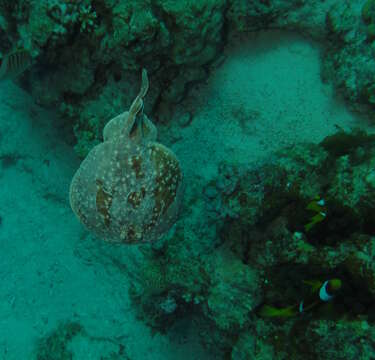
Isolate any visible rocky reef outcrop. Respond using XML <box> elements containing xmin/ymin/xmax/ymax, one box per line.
<box><xmin>127</xmin><ymin>129</ymin><xmax>375</xmax><ymax>358</ymax></box>
<box><xmin>0</xmin><ymin>0</ymin><xmax>373</xmax><ymax>155</ymax></box>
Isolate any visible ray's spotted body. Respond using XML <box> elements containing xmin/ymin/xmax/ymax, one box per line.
<box><xmin>69</xmin><ymin>69</ymin><xmax>183</xmax><ymax>244</ymax></box>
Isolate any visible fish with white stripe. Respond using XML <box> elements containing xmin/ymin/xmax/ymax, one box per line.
<box><xmin>258</xmin><ymin>278</ymin><xmax>342</xmax><ymax>318</ymax></box>
<box><xmin>0</xmin><ymin>49</ymin><xmax>32</xmax><ymax>81</ymax></box>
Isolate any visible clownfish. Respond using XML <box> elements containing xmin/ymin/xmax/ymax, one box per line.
<box><xmin>258</xmin><ymin>278</ymin><xmax>342</xmax><ymax>318</ymax></box>
<box><xmin>304</xmin><ymin>196</ymin><xmax>327</xmax><ymax>232</ymax></box>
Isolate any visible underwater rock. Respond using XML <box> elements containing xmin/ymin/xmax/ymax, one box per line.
<box><xmin>34</xmin><ymin>321</ymin><xmax>83</xmax><ymax>360</ymax></box>
<box><xmin>236</xmin><ymin>318</ymin><xmax>375</xmax><ymax>359</ymax></box>
<box><xmin>345</xmin><ymin>235</ymin><xmax>375</xmax><ymax>296</ymax></box>
<box><xmin>304</xmin><ymin>319</ymin><xmax>375</xmax><ymax>359</ymax></box>
<box><xmin>204</xmin><ymin>250</ymin><xmax>261</xmax><ymax>331</ymax></box>
<box><xmin>34</xmin><ymin>321</ymin><xmax>129</xmax><ymax>359</ymax></box>
<box><xmin>322</xmin><ymin>0</ymin><xmax>375</xmax><ymax>112</ymax></box>
<box><xmin>69</xmin><ymin>69</ymin><xmax>183</xmax><ymax>243</ymax></box>
<box><xmin>362</xmin><ymin>0</ymin><xmax>375</xmax><ymax>40</ymax></box>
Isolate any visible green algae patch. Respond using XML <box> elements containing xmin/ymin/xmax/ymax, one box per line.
<box><xmin>362</xmin><ymin>0</ymin><xmax>375</xmax><ymax>23</ymax></box>
<box><xmin>362</xmin><ymin>0</ymin><xmax>375</xmax><ymax>40</ymax></box>
<box><xmin>320</xmin><ymin>129</ymin><xmax>375</xmax><ymax>159</ymax></box>
<box><xmin>35</xmin><ymin>321</ymin><xmax>83</xmax><ymax>360</ymax></box>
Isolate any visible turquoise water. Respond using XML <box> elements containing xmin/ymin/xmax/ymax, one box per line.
<box><xmin>1</xmin><ymin>1</ymin><xmax>375</xmax><ymax>358</ymax></box>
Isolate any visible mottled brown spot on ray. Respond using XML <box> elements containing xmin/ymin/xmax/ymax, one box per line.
<box><xmin>149</xmin><ymin>144</ymin><xmax>182</xmax><ymax>225</ymax></box>
<box><xmin>131</xmin><ymin>155</ymin><xmax>144</xmax><ymax>179</ymax></box>
<box><xmin>127</xmin><ymin>187</ymin><xmax>146</xmax><ymax>208</ymax></box>
<box><xmin>95</xmin><ymin>179</ymin><xmax>112</xmax><ymax>227</ymax></box>
<box><xmin>126</xmin><ymin>224</ymin><xmax>142</xmax><ymax>244</ymax></box>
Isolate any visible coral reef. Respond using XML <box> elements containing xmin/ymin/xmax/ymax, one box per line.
<box><xmin>324</xmin><ymin>0</ymin><xmax>375</xmax><ymax>113</ymax></box>
<box><xmin>0</xmin><ymin>0</ymin><xmax>374</xmax><ymax>155</ymax></box>
<box><xmin>127</xmin><ymin>129</ymin><xmax>375</xmax><ymax>358</ymax></box>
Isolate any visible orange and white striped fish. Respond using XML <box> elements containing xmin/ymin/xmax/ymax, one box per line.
<box><xmin>0</xmin><ymin>49</ymin><xmax>32</xmax><ymax>81</ymax></box>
